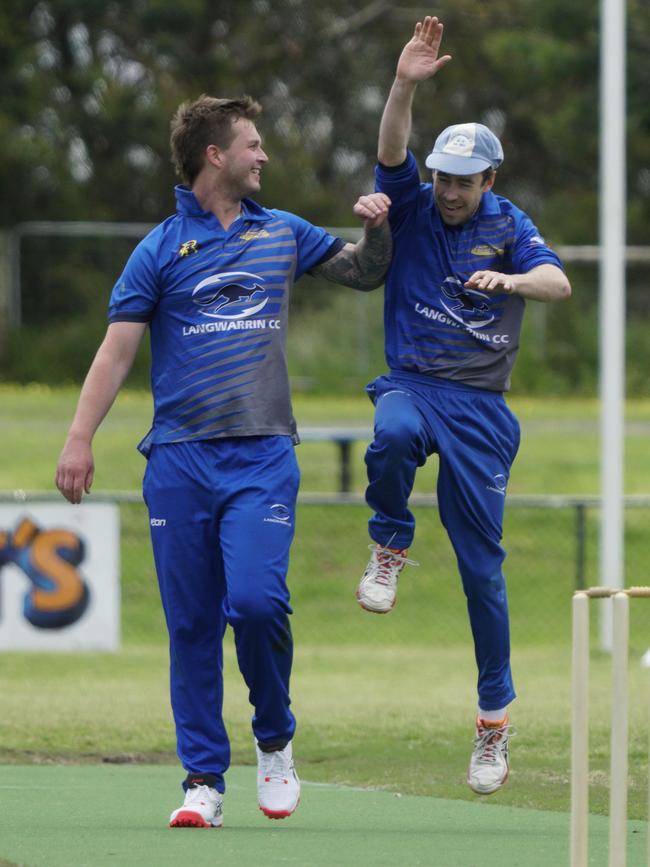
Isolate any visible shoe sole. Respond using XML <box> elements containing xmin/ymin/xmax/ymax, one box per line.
<box><xmin>170</xmin><ymin>810</ymin><xmax>223</xmax><ymax>828</ymax></box>
<box><xmin>467</xmin><ymin>768</ymin><xmax>509</xmax><ymax>795</ymax></box>
<box><xmin>356</xmin><ymin>592</ymin><xmax>395</xmax><ymax>614</ymax></box>
<box><xmin>259</xmin><ymin>797</ymin><xmax>300</xmax><ymax>820</ymax></box>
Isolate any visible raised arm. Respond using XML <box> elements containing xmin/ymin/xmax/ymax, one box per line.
<box><xmin>379</xmin><ymin>16</ymin><xmax>452</xmax><ymax>166</ymax></box>
<box><xmin>55</xmin><ymin>321</ymin><xmax>147</xmax><ymax>503</ymax></box>
<box><xmin>311</xmin><ymin>193</ymin><xmax>392</xmax><ymax>291</ymax></box>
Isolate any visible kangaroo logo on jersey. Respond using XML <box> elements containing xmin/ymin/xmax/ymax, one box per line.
<box><xmin>192</xmin><ymin>271</ymin><xmax>268</xmax><ymax>320</ymax></box>
<box><xmin>178</xmin><ymin>239</ymin><xmax>199</xmax><ymax>257</ymax></box>
<box><xmin>440</xmin><ymin>276</ymin><xmax>495</xmax><ymax>329</ymax></box>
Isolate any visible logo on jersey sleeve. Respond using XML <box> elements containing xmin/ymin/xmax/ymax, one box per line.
<box><xmin>192</xmin><ymin>271</ymin><xmax>268</xmax><ymax>319</ymax></box>
<box><xmin>439</xmin><ymin>276</ymin><xmax>495</xmax><ymax>329</ymax></box>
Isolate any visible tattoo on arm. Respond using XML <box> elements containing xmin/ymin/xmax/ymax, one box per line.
<box><xmin>311</xmin><ymin>224</ymin><xmax>392</xmax><ymax>290</ymax></box>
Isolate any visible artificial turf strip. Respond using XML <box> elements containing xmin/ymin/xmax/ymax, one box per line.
<box><xmin>0</xmin><ymin>764</ymin><xmax>646</xmax><ymax>867</ymax></box>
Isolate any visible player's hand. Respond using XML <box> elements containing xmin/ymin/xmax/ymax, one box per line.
<box><xmin>465</xmin><ymin>270</ymin><xmax>517</xmax><ymax>295</ymax></box>
<box><xmin>55</xmin><ymin>437</ymin><xmax>95</xmax><ymax>504</ymax></box>
<box><xmin>396</xmin><ymin>16</ymin><xmax>452</xmax><ymax>83</ymax></box>
<box><xmin>353</xmin><ymin>193</ymin><xmax>391</xmax><ymax>229</ymax></box>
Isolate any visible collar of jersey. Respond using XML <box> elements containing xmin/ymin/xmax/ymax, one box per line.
<box><xmin>477</xmin><ymin>190</ymin><xmax>501</xmax><ymax>216</ymax></box>
<box><xmin>174</xmin><ymin>186</ymin><xmax>272</xmax><ymax>222</ymax></box>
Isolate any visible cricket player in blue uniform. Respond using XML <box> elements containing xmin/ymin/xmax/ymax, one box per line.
<box><xmin>355</xmin><ymin>16</ymin><xmax>571</xmax><ymax>794</ymax></box>
<box><xmin>56</xmin><ymin>95</ymin><xmax>392</xmax><ymax>827</ymax></box>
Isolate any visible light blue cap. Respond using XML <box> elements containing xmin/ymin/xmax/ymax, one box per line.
<box><xmin>425</xmin><ymin>123</ymin><xmax>504</xmax><ymax>175</ymax></box>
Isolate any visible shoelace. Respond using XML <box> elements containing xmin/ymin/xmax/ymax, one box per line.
<box><xmin>259</xmin><ymin>750</ymin><xmax>291</xmax><ymax>783</ymax></box>
<box><xmin>473</xmin><ymin>725</ymin><xmax>514</xmax><ymax>764</ymax></box>
<box><xmin>367</xmin><ymin>544</ymin><xmax>419</xmax><ymax>585</ymax></box>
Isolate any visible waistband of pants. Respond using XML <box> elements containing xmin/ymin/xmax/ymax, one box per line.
<box><xmin>388</xmin><ymin>368</ymin><xmax>504</xmax><ymax>399</ymax></box>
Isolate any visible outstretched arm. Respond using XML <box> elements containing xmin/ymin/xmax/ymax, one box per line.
<box><xmin>55</xmin><ymin>321</ymin><xmax>147</xmax><ymax>503</ymax></box>
<box><xmin>465</xmin><ymin>264</ymin><xmax>572</xmax><ymax>302</ymax></box>
<box><xmin>379</xmin><ymin>16</ymin><xmax>452</xmax><ymax>166</ymax></box>
<box><xmin>311</xmin><ymin>192</ymin><xmax>392</xmax><ymax>291</ymax></box>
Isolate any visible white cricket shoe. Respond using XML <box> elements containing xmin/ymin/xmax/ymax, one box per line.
<box><xmin>169</xmin><ymin>782</ymin><xmax>224</xmax><ymax>828</ymax></box>
<box><xmin>467</xmin><ymin>716</ymin><xmax>513</xmax><ymax>795</ymax></box>
<box><xmin>256</xmin><ymin>741</ymin><xmax>300</xmax><ymax>819</ymax></box>
<box><xmin>356</xmin><ymin>543</ymin><xmax>417</xmax><ymax>613</ymax></box>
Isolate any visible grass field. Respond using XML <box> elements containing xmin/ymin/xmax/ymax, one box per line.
<box><xmin>2</xmin><ymin>641</ymin><xmax>649</xmax><ymax>822</ymax></box>
<box><xmin>4</xmin><ymin>765</ymin><xmax>645</xmax><ymax>867</ymax></box>
<box><xmin>1</xmin><ymin>384</ymin><xmax>650</xmax><ymax>830</ymax></box>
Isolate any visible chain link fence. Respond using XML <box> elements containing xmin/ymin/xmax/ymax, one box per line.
<box><xmin>3</xmin><ymin>492</ymin><xmax>643</xmax><ymax>653</ymax></box>
<box><xmin>2</xmin><ymin>490</ymin><xmax>649</xmax><ymax>676</ymax></box>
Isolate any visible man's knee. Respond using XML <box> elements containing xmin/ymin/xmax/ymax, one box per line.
<box><xmin>463</xmin><ymin>571</ymin><xmax>508</xmax><ymax>606</ymax></box>
<box><xmin>228</xmin><ymin>592</ymin><xmax>289</xmax><ymax>628</ymax></box>
<box><xmin>373</xmin><ymin>413</ymin><xmax>425</xmax><ymax>458</ymax></box>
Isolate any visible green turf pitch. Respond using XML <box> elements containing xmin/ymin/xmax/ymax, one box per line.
<box><xmin>0</xmin><ymin>765</ymin><xmax>646</xmax><ymax>867</ymax></box>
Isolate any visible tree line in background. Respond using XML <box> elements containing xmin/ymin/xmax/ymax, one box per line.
<box><xmin>1</xmin><ymin>0</ymin><xmax>649</xmax><ymax>393</ymax></box>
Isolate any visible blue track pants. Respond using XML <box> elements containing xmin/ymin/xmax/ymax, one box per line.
<box><xmin>364</xmin><ymin>371</ymin><xmax>520</xmax><ymax>710</ymax></box>
<box><xmin>143</xmin><ymin>436</ymin><xmax>299</xmax><ymax>792</ymax></box>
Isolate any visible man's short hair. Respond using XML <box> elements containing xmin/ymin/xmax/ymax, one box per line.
<box><xmin>170</xmin><ymin>95</ymin><xmax>262</xmax><ymax>186</ymax></box>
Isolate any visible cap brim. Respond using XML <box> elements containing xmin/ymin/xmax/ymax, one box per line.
<box><xmin>424</xmin><ymin>153</ymin><xmax>493</xmax><ymax>175</ymax></box>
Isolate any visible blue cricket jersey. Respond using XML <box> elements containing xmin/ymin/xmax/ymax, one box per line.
<box><xmin>375</xmin><ymin>151</ymin><xmax>564</xmax><ymax>391</ymax></box>
<box><xmin>108</xmin><ymin>187</ymin><xmax>343</xmax><ymax>454</ymax></box>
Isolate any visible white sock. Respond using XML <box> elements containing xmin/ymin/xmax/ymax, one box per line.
<box><xmin>478</xmin><ymin>707</ymin><xmax>508</xmax><ymax>723</ymax></box>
